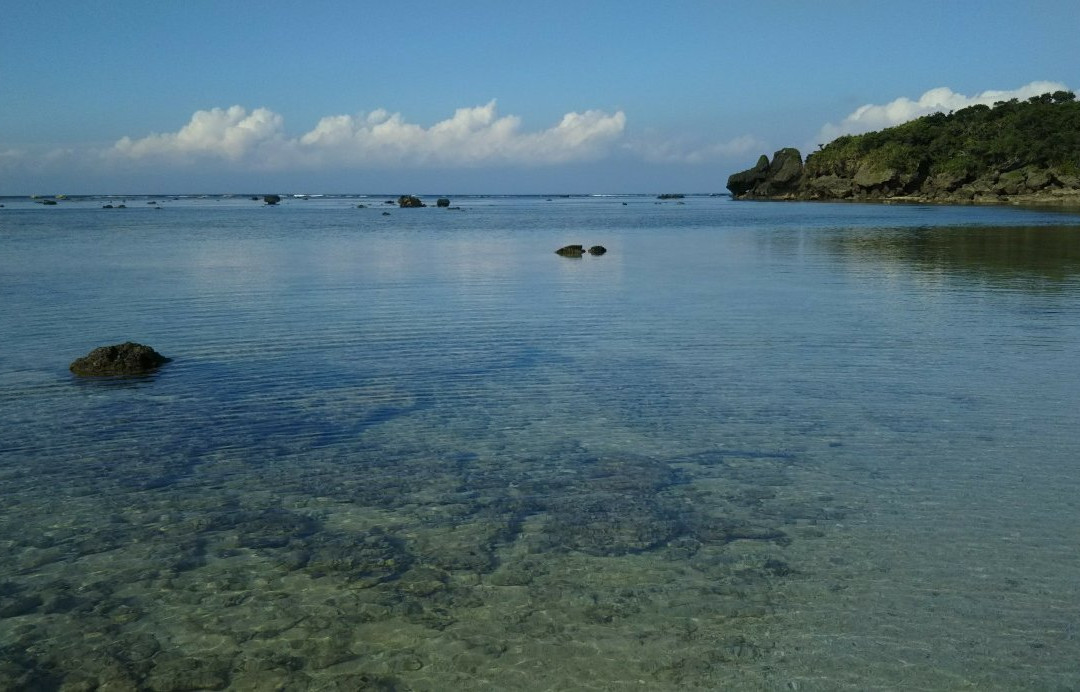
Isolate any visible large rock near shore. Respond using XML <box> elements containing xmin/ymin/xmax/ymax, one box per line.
<box><xmin>727</xmin><ymin>149</ymin><xmax>804</xmax><ymax>199</ymax></box>
<box><xmin>70</xmin><ymin>342</ymin><xmax>171</xmax><ymax>377</ymax></box>
<box><xmin>398</xmin><ymin>195</ymin><xmax>426</xmax><ymax>208</ymax></box>
<box><xmin>725</xmin><ymin>154</ymin><xmax>770</xmax><ymax>197</ymax></box>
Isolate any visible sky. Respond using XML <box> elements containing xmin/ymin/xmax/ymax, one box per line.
<box><xmin>1</xmin><ymin>0</ymin><xmax>1077</xmax><ymax>194</ymax></box>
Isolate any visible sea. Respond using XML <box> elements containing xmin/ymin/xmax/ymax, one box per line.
<box><xmin>1</xmin><ymin>193</ymin><xmax>1079</xmax><ymax>690</ymax></box>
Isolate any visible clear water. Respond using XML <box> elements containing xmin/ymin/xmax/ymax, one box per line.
<box><xmin>2</xmin><ymin>195</ymin><xmax>1080</xmax><ymax>690</ymax></box>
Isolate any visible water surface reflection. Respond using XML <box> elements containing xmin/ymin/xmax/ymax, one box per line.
<box><xmin>826</xmin><ymin>224</ymin><xmax>1080</xmax><ymax>290</ymax></box>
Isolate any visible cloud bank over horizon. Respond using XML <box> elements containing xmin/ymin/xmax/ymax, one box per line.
<box><xmin>624</xmin><ymin>133</ymin><xmax>765</xmax><ymax>164</ymax></box>
<box><xmin>112</xmin><ymin>101</ymin><xmax>628</xmax><ymax>168</ymax></box>
<box><xmin>814</xmin><ymin>80</ymin><xmax>1070</xmax><ymax>147</ymax></box>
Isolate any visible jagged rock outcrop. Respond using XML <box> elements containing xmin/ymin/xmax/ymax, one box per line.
<box><xmin>727</xmin><ymin>149</ymin><xmax>804</xmax><ymax>199</ymax></box>
<box><xmin>70</xmin><ymin>342</ymin><xmax>171</xmax><ymax>377</ymax></box>
<box><xmin>398</xmin><ymin>195</ymin><xmax>426</xmax><ymax>208</ymax></box>
<box><xmin>725</xmin><ymin>154</ymin><xmax>770</xmax><ymax>197</ymax></box>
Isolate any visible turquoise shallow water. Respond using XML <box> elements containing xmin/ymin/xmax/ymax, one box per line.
<box><xmin>1</xmin><ymin>195</ymin><xmax>1080</xmax><ymax>689</ymax></box>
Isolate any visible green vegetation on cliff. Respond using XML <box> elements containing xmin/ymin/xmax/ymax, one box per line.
<box><xmin>806</xmin><ymin>90</ymin><xmax>1079</xmax><ymax>181</ymax></box>
<box><xmin>729</xmin><ymin>91</ymin><xmax>1080</xmax><ymax>203</ymax></box>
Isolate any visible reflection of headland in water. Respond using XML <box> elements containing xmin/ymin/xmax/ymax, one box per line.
<box><xmin>825</xmin><ymin>225</ymin><xmax>1080</xmax><ymax>290</ymax></box>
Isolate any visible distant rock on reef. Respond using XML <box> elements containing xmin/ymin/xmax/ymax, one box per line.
<box><xmin>436</xmin><ymin>197</ymin><xmax>451</xmax><ymax>207</ymax></box>
<box><xmin>70</xmin><ymin>342</ymin><xmax>171</xmax><ymax>377</ymax></box>
<box><xmin>263</xmin><ymin>194</ymin><xmax>281</xmax><ymax>205</ymax></box>
<box><xmin>398</xmin><ymin>195</ymin><xmax>426</xmax><ymax>208</ymax></box>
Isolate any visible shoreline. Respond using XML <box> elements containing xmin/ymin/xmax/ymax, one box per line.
<box><xmin>735</xmin><ymin>190</ymin><xmax>1080</xmax><ymax>207</ymax></box>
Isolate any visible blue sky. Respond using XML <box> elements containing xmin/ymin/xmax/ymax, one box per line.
<box><xmin>1</xmin><ymin>0</ymin><xmax>1077</xmax><ymax>194</ymax></box>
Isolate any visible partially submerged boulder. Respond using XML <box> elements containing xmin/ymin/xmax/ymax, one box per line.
<box><xmin>263</xmin><ymin>194</ymin><xmax>281</xmax><ymax>205</ymax></box>
<box><xmin>436</xmin><ymin>197</ymin><xmax>451</xmax><ymax>207</ymax></box>
<box><xmin>398</xmin><ymin>195</ymin><xmax>426</xmax><ymax>208</ymax></box>
<box><xmin>556</xmin><ymin>245</ymin><xmax>608</xmax><ymax>257</ymax></box>
<box><xmin>70</xmin><ymin>342</ymin><xmax>170</xmax><ymax>377</ymax></box>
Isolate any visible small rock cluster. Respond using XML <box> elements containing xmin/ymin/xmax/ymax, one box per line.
<box><xmin>556</xmin><ymin>245</ymin><xmax>607</xmax><ymax>257</ymax></box>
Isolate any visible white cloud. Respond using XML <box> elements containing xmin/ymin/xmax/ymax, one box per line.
<box><xmin>623</xmin><ymin>133</ymin><xmax>765</xmax><ymax>164</ymax></box>
<box><xmin>111</xmin><ymin>101</ymin><xmax>627</xmax><ymax>168</ymax></box>
<box><xmin>114</xmin><ymin>106</ymin><xmax>286</xmax><ymax>161</ymax></box>
<box><xmin>814</xmin><ymin>80</ymin><xmax>1070</xmax><ymax>146</ymax></box>
<box><xmin>0</xmin><ymin>148</ymin><xmax>24</xmax><ymax>166</ymax></box>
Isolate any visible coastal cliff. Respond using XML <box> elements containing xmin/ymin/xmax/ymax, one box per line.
<box><xmin>728</xmin><ymin>90</ymin><xmax>1080</xmax><ymax>204</ymax></box>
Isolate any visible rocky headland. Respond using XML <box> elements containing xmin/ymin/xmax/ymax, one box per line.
<box><xmin>728</xmin><ymin>90</ymin><xmax>1080</xmax><ymax>205</ymax></box>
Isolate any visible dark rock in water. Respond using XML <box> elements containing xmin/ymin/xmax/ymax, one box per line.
<box><xmin>557</xmin><ymin>244</ymin><xmax>606</xmax><ymax>257</ymax></box>
<box><xmin>357</xmin><ymin>203</ymin><xmax>366</xmax><ymax>208</ymax></box>
<box><xmin>687</xmin><ymin>516</ymin><xmax>788</xmax><ymax>545</ymax></box>
<box><xmin>70</xmin><ymin>342</ymin><xmax>170</xmax><ymax>377</ymax></box>
<box><xmin>144</xmin><ymin>654</ymin><xmax>231</xmax><ymax>692</ymax></box>
<box><xmin>763</xmin><ymin>558</ymin><xmax>792</xmax><ymax>576</ymax></box>
<box><xmin>226</xmin><ymin>507</ymin><xmax>321</xmax><ymax>550</ymax></box>
<box><xmin>304</xmin><ymin>529</ymin><xmax>411</xmax><ymax>587</ymax></box>
<box><xmin>548</xmin><ymin>493</ymin><xmax>682</xmax><ymax>556</ymax></box>
<box><xmin>263</xmin><ymin>194</ymin><xmax>281</xmax><ymax>205</ymax></box>
<box><xmin>436</xmin><ymin>197</ymin><xmax>451</xmax><ymax>207</ymax></box>
<box><xmin>535</xmin><ymin>453</ymin><xmax>686</xmax><ymax>556</ymax></box>
<box><xmin>398</xmin><ymin>195</ymin><xmax>426</xmax><ymax>208</ymax></box>
<box><xmin>102</xmin><ymin>204</ymin><xmax>114</xmax><ymax>209</ymax></box>
<box><xmin>41</xmin><ymin>199</ymin><xmax>58</xmax><ymax>205</ymax></box>
<box><xmin>657</xmin><ymin>193</ymin><xmax>684</xmax><ymax>199</ymax></box>
<box><xmin>0</xmin><ymin>588</ymin><xmax>43</xmax><ymax>618</ymax></box>
<box><xmin>382</xmin><ymin>211</ymin><xmax>391</xmax><ymax>216</ymax></box>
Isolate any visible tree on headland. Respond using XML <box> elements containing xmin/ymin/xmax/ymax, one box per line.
<box><xmin>804</xmin><ymin>91</ymin><xmax>1080</xmax><ymax>181</ymax></box>
<box><xmin>730</xmin><ymin>91</ymin><xmax>1080</xmax><ymax>201</ymax></box>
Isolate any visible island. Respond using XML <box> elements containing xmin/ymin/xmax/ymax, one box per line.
<box><xmin>728</xmin><ymin>90</ymin><xmax>1080</xmax><ymax>204</ymax></box>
